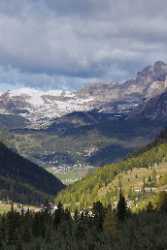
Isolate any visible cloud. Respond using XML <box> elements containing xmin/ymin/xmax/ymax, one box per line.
<box><xmin>0</xmin><ymin>0</ymin><xmax>167</xmax><ymax>89</ymax></box>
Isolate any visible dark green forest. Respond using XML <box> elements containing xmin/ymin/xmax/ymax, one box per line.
<box><xmin>1</xmin><ymin>192</ymin><xmax>167</xmax><ymax>250</ymax></box>
<box><xmin>0</xmin><ymin>142</ymin><xmax>64</xmax><ymax>205</ymax></box>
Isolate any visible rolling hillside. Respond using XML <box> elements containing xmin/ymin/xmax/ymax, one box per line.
<box><xmin>56</xmin><ymin>129</ymin><xmax>167</xmax><ymax>210</ymax></box>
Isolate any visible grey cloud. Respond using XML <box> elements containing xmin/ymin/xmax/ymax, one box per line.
<box><xmin>0</xmin><ymin>65</ymin><xmax>89</xmax><ymax>90</ymax></box>
<box><xmin>0</xmin><ymin>0</ymin><xmax>166</xmax><ymax>89</ymax></box>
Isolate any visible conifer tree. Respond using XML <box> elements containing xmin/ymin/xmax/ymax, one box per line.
<box><xmin>117</xmin><ymin>192</ymin><xmax>127</xmax><ymax>221</ymax></box>
<box><xmin>93</xmin><ymin>201</ymin><xmax>105</xmax><ymax>231</ymax></box>
<box><xmin>54</xmin><ymin>202</ymin><xmax>64</xmax><ymax>228</ymax></box>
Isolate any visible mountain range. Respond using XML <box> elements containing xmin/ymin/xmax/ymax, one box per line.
<box><xmin>1</xmin><ymin>61</ymin><xmax>167</xmax><ymax>184</ymax></box>
<box><xmin>0</xmin><ymin>61</ymin><xmax>167</xmax><ymax>129</ymax></box>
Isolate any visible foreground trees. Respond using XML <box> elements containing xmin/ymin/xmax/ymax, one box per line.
<box><xmin>0</xmin><ymin>193</ymin><xmax>167</xmax><ymax>249</ymax></box>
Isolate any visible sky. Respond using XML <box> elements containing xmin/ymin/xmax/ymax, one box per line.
<box><xmin>0</xmin><ymin>0</ymin><xmax>167</xmax><ymax>90</ymax></box>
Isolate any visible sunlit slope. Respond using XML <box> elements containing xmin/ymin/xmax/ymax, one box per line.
<box><xmin>56</xmin><ymin>130</ymin><xmax>167</xmax><ymax>209</ymax></box>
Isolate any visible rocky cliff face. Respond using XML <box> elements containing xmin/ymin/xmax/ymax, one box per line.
<box><xmin>131</xmin><ymin>90</ymin><xmax>167</xmax><ymax>121</ymax></box>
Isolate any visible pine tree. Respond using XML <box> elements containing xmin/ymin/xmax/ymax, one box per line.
<box><xmin>117</xmin><ymin>192</ymin><xmax>127</xmax><ymax>221</ymax></box>
<box><xmin>92</xmin><ymin>201</ymin><xmax>105</xmax><ymax>231</ymax></box>
<box><xmin>53</xmin><ymin>202</ymin><xmax>64</xmax><ymax>228</ymax></box>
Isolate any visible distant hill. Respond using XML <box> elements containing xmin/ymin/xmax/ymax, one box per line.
<box><xmin>56</xmin><ymin>128</ymin><xmax>167</xmax><ymax>210</ymax></box>
<box><xmin>0</xmin><ymin>142</ymin><xmax>64</xmax><ymax>204</ymax></box>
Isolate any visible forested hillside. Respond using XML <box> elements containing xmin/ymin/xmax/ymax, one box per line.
<box><xmin>56</xmin><ymin>129</ymin><xmax>167</xmax><ymax>210</ymax></box>
<box><xmin>0</xmin><ymin>142</ymin><xmax>64</xmax><ymax>204</ymax></box>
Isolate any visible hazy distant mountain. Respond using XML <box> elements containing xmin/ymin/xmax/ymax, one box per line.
<box><xmin>0</xmin><ymin>61</ymin><xmax>167</xmax><ymax>130</ymax></box>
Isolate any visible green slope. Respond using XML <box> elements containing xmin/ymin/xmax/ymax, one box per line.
<box><xmin>56</xmin><ymin>129</ymin><xmax>167</xmax><ymax>210</ymax></box>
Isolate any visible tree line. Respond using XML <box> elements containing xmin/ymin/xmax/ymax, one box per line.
<box><xmin>0</xmin><ymin>192</ymin><xmax>167</xmax><ymax>249</ymax></box>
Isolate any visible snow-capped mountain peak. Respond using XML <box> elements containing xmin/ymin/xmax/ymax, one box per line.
<box><xmin>1</xmin><ymin>61</ymin><xmax>167</xmax><ymax>129</ymax></box>
<box><xmin>0</xmin><ymin>87</ymin><xmax>96</xmax><ymax>128</ymax></box>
